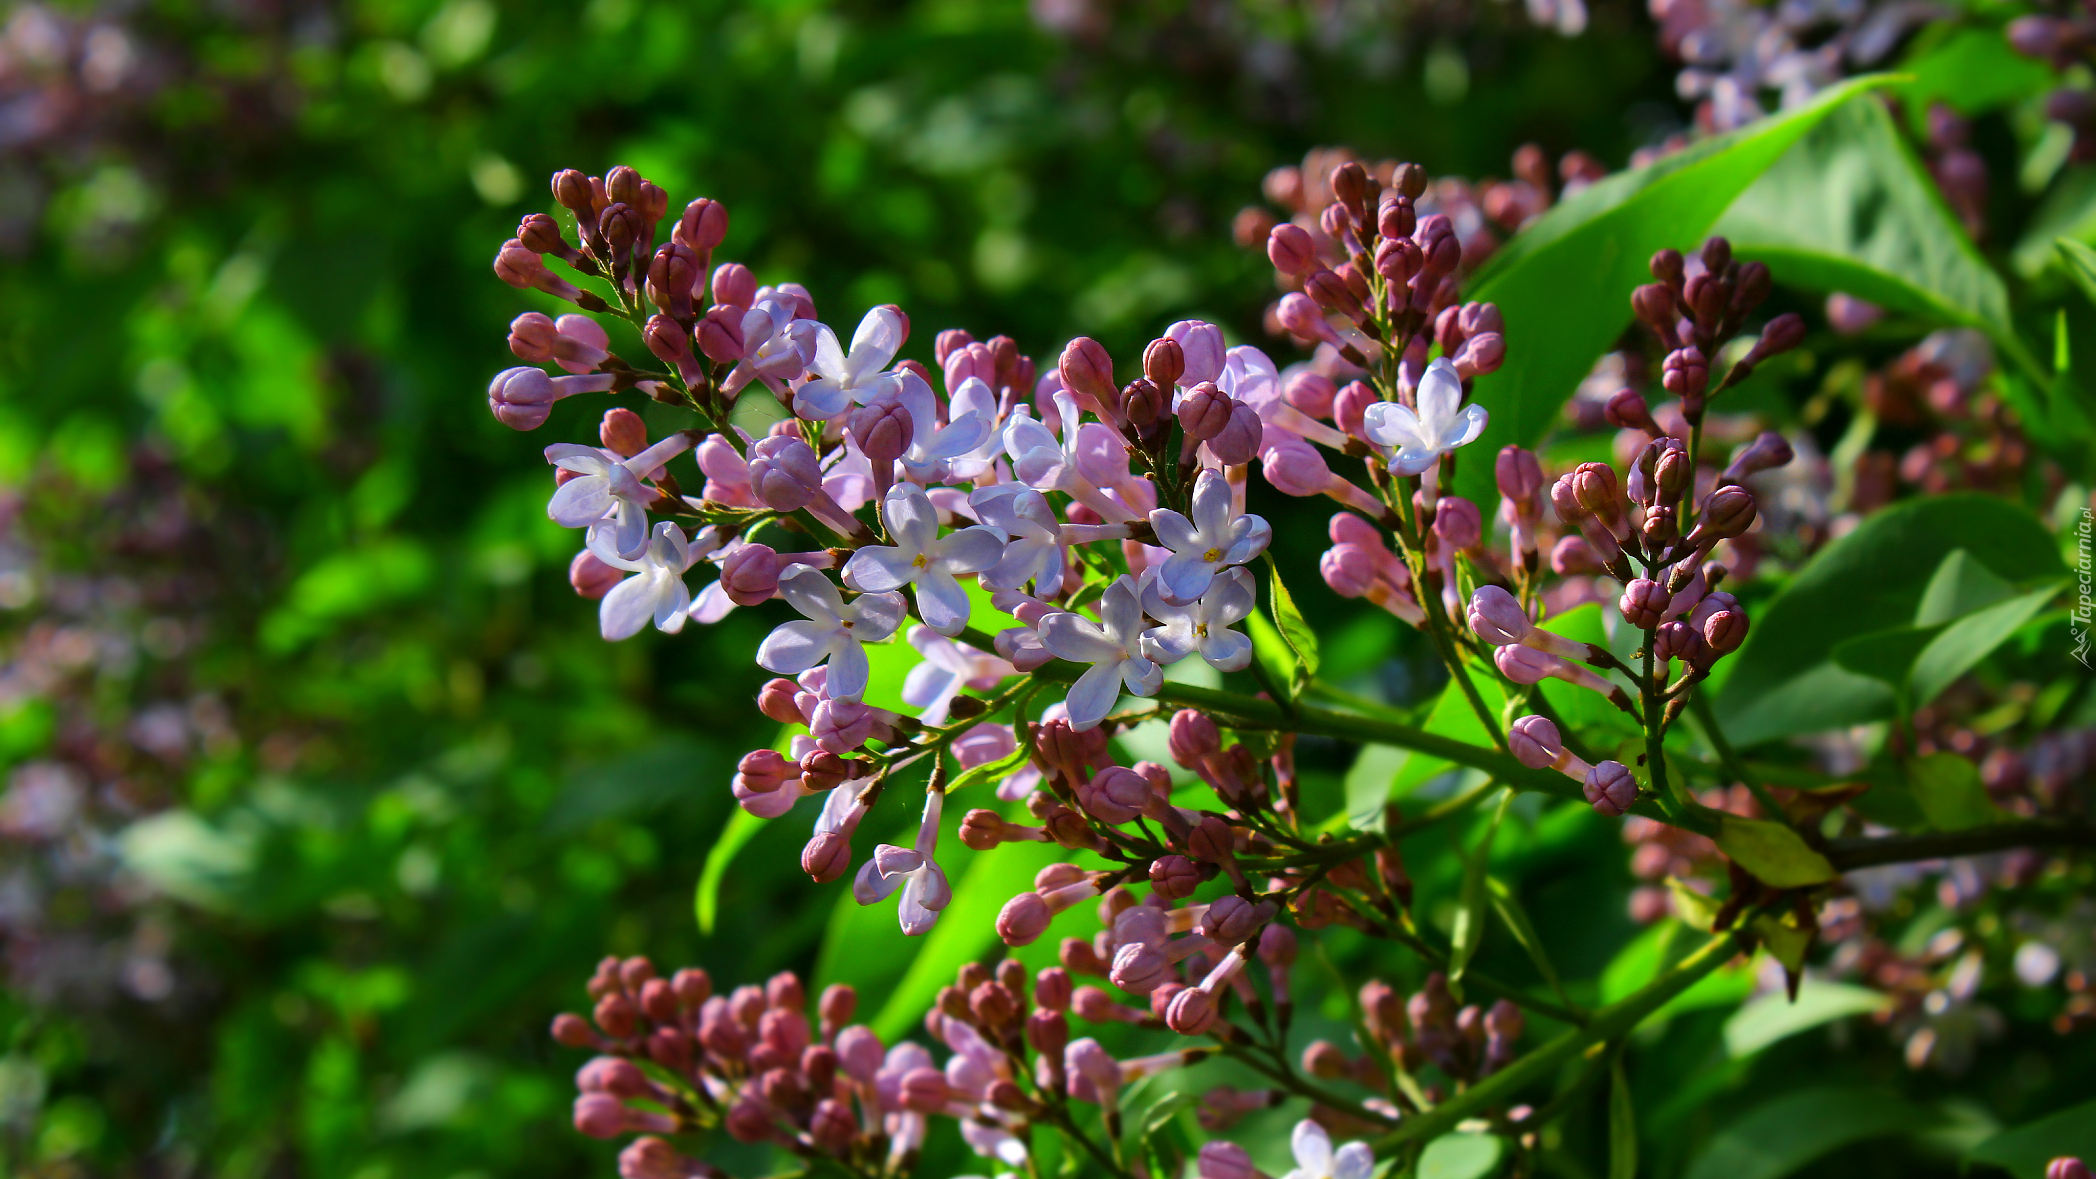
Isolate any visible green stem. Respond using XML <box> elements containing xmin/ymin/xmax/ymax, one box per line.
<box><xmin>1219</xmin><ymin>1040</ymin><xmax>1399</xmax><ymax>1128</ymax></box>
<box><xmin>1371</xmin><ymin>929</ymin><xmax>1743</xmax><ymax>1151</ymax></box>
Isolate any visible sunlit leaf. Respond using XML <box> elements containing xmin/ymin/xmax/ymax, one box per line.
<box><xmin>1907</xmin><ymin>753</ymin><xmax>2002</xmax><ymax>831</ymax></box>
<box><xmin>1723</xmin><ymin>979</ymin><xmax>1892</xmax><ymax>1058</ymax></box>
<box><xmin>1716</xmin><ymin>816</ymin><xmax>1835</xmax><ymax>888</ymax></box>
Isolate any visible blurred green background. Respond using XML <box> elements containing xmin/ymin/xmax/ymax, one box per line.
<box><xmin>6</xmin><ymin>0</ymin><xmax>2088</xmax><ymax>1177</ymax></box>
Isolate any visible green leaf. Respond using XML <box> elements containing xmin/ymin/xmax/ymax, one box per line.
<box><xmin>1968</xmin><ymin>1098</ymin><xmax>2096</xmax><ymax>1179</ymax></box>
<box><xmin>1907</xmin><ymin>752</ymin><xmax>2002</xmax><ymax>832</ymax></box>
<box><xmin>1448</xmin><ymin>790</ymin><xmax>1512</xmax><ymax>997</ymax></box>
<box><xmin>1343</xmin><ymin>743</ymin><xmax>1410</xmax><ymax>830</ymax></box>
<box><xmin>1266</xmin><ymin>555</ymin><xmax>1322</xmax><ymax>690</ymax></box>
<box><xmin>2061</xmin><ymin>238</ymin><xmax>2096</xmax><ymax>311</ymax></box>
<box><xmin>1831</xmin><ymin>625</ymin><xmax>1943</xmax><ymax>690</ymax></box>
<box><xmin>1715</xmin><ymin>95</ymin><xmax>2012</xmax><ymax>342</ymax></box>
<box><xmin>1723</xmin><ymin>978</ymin><xmax>1892</xmax><ymax>1058</ymax></box>
<box><xmin>1916</xmin><ymin>549</ymin><xmax>2016</xmax><ymax>626</ymax></box>
<box><xmin>1715</xmin><ymin>815</ymin><xmax>1835</xmax><ymax>888</ymax></box>
<box><xmin>1685</xmin><ymin>1087</ymin><xmax>1933</xmax><ymax>1179</ymax></box>
<box><xmin>694</xmin><ymin>807</ymin><xmax>765</xmax><ymax>935</ymax></box>
<box><xmin>946</xmin><ymin>706</ymin><xmax>1039</xmax><ymax>795</ymax></box>
<box><xmin>1665</xmin><ymin>876</ymin><xmax>1722</xmax><ymax>932</ymax></box>
<box><xmin>1486</xmin><ymin>877</ymin><xmax>1570</xmax><ymax>1009</ymax></box>
<box><xmin>1453</xmin><ymin>76</ymin><xmax>1897</xmax><ymax>505</ymax></box>
<box><xmin>1608</xmin><ymin>1056</ymin><xmax>1637</xmax><ymax>1179</ymax></box>
<box><xmin>1910</xmin><ymin>584</ymin><xmax>2062</xmax><ymax>706</ymax></box>
<box><xmin>1387</xmin><ymin>674</ymin><xmax>1509</xmax><ymax>797</ymax></box>
<box><xmin>1418</xmin><ymin>1131</ymin><xmax>1506</xmax><ymax>1179</ymax></box>
<box><xmin>1891</xmin><ymin>27</ymin><xmax>2057</xmax><ymax>129</ymax></box>
<box><xmin>1716</xmin><ymin>494</ymin><xmax>2066</xmax><ymax>745</ymax></box>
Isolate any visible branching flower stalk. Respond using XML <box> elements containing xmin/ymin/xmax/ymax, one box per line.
<box><xmin>486</xmin><ymin>161</ymin><xmax>2096</xmax><ymax>1178</ymax></box>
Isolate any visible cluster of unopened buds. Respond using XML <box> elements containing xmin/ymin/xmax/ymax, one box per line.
<box><xmin>552</xmin><ymin>952</ymin><xmax>1383</xmax><ymax>1178</ymax></box>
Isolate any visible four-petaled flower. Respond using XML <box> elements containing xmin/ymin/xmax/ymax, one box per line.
<box><xmin>1361</xmin><ymin>357</ymin><xmax>1489</xmax><ymax>480</ymax></box>
<box><xmin>1139</xmin><ymin>566</ymin><xmax>1255</xmax><ymax>671</ymax></box>
<box><xmin>1147</xmin><ymin>468</ymin><xmax>1271</xmax><ymax>604</ymax></box>
<box><xmin>853</xmin><ymin>788</ymin><xmax>951</xmax><ymax>936</ymax></box>
<box><xmin>592</xmin><ymin>521</ymin><xmax>709</xmax><ymax>641</ymax></box>
<box><xmin>970</xmin><ymin>484</ymin><xmax>1065</xmax><ymax>594</ymax></box>
<box><xmin>1037</xmin><ymin>576</ymin><xmax>1163</xmax><ymax>731</ymax></box>
<box><xmin>793</xmin><ymin>305</ymin><xmax>907</xmax><ymax>420</ymax></box>
<box><xmin>842</xmin><ymin>482</ymin><xmax>1005</xmax><ymax>636</ymax></box>
<box><xmin>898</xmin><ymin>373</ymin><xmax>997</xmax><ymax>485</ymax></box>
<box><xmin>545</xmin><ymin>444</ymin><xmax>654</xmax><ymax>560</ymax></box>
<box><xmin>1279</xmin><ymin>1119</ymin><xmax>1375</xmax><ymax>1179</ymax></box>
<box><xmin>756</xmin><ymin>567</ymin><xmax>907</xmax><ymax>702</ymax></box>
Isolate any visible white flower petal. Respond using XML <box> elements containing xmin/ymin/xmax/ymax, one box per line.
<box><xmin>757</xmin><ymin>620</ymin><xmax>841</xmax><ymax>675</ymax></box>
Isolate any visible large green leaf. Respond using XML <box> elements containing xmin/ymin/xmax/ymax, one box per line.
<box><xmin>1685</xmin><ymin>1087</ymin><xmax>1933</xmax><ymax>1179</ymax></box>
<box><xmin>1968</xmin><ymin>1098</ymin><xmax>2096</xmax><ymax>1179</ymax></box>
<box><xmin>1716</xmin><ymin>815</ymin><xmax>1835</xmax><ymax>888</ymax></box>
<box><xmin>1419</xmin><ymin>1132</ymin><xmax>1506</xmax><ymax>1179</ymax></box>
<box><xmin>1907</xmin><ymin>753</ymin><xmax>2003</xmax><ymax>832</ymax></box>
<box><xmin>1717</xmin><ymin>96</ymin><xmax>2012</xmax><ymax>347</ymax></box>
<box><xmin>1454</xmin><ymin>76</ymin><xmax>1896</xmax><ymax>505</ymax></box>
<box><xmin>1716</xmin><ymin>495</ymin><xmax>2065</xmax><ymax>745</ymax></box>
<box><xmin>1723</xmin><ymin>978</ymin><xmax>1892</xmax><ymax>1058</ymax></box>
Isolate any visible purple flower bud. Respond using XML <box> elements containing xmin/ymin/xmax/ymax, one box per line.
<box><xmin>1306</xmin><ymin>269</ymin><xmax>1365</xmax><ymax>319</ymax></box>
<box><xmin>1168</xmin><ymin>320</ymin><xmax>1227</xmax><ymax>386</ymax></box>
<box><xmin>1065</xmin><ymin>1038</ymin><xmax>1120</xmax><ymax>1100</ymax></box>
<box><xmin>697</xmin><ymin>305</ymin><xmax>745</xmax><ymax>364</ymax></box>
<box><xmin>2045</xmin><ymin>1159</ymin><xmax>2092</xmax><ymax>1179</ymax></box>
<box><xmin>1584</xmin><ymin>761</ymin><xmax>1637</xmax><ymax>817</ymax></box>
<box><xmin>746</xmin><ymin>435</ymin><xmax>825</xmax><ymax>511</ymax></box>
<box><xmin>494</xmin><ymin>240</ymin><xmax>584</xmax><ymax>302</ymax></box>
<box><xmin>1110</xmin><ymin>942</ymin><xmax>1171</xmax><ymax>994</ymax></box>
<box><xmin>1059</xmin><ymin>337</ymin><xmax>1118</xmax><ymax>412</ymax></box>
<box><xmin>1334</xmin><ymin>380</ymin><xmax>1376</xmax><ymax>439</ymax></box>
<box><xmin>835</xmin><ymin>1025</ymin><xmax>884</xmax><ymax>1084</ymax></box>
<box><xmin>488</xmin><ymin>366</ymin><xmax>607</xmax><ymax>431</ymax></box>
<box><xmin>848</xmin><ymin>398</ymin><xmax>914</xmax><ymax>466</ymax></box>
<box><xmin>1662</xmin><ymin>346</ymin><xmax>1710</xmax><ymax>413</ymax></box>
<box><xmin>1571</xmin><ymin>462</ymin><xmax>1623</xmax><ymax>526</ymax></box>
<box><xmin>1374</xmin><ymin>236</ymin><xmax>1423</xmax><ymax>284</ymax></box>
<box><xmin>806</xmin><ymin>1100</ymin><xmax>856</xmax><ymax>1154</ymax></box>
<box><xmin>1724</xmin><ymin>431</ymin><xmax>1794</xmax><ymax>484</ymax></box>
<box><xmin>1467</xmin><ymin>585</ymin><xmax>1531</xmax><ymax>646</ymax></box>
<box><xmin>1166</xmin><ymin>986</ymin><xmax>1218</xmax><ymax>1035</ymax></box>
<box><xmin>1549</xmin><ymin>474</ymin><xmax>1587</xmax><ymax>524</ymax></box>
<box><xmin>735</xmin><ymin>749</ymin><xmax>795</xmax><ymax>795</ymax></box>
<box><xmin>1283</xmin><ymin>370</ymin><xmax>1337</xmax><ymax>419</ymax></box>
<box><xmin>1509</xmin><ymin>715</ymin><xmax>1563</xmax><ymax>770</ymax></box>
<box><xmin>1654</xmin><ymin>620</ymin><xmax>1705</xmax><ymax>666</ymax></box>
<box><xmin>1494</xmin><ymin>644</ymin><xmax>1557</xmax><ymax>685</ymax></box>
<box><xmin>675</xmin><ymin>197</ymin><xmax>729</xmax><ymax>252</ymax></box>
<box><xmin>801</xmin><ymin>831</ymin><xmax>853</xmax><ymax>883</ymax></box>
<box><xmin>1454</xmin><ymin>332</ymin><xmax>1505</xmax><ymax>379</ymax></box>
<box><xmin>711</xmin><ymin>261</ymin><xmax>757</xmax><ymax>309</ymax></box>
<box><xmin>1142</xmin><ymin>337</ymin><xmax>1185</xmax><ymax>394</ymax></box>
<box><xmin>516</xmin><ymin>212</ymin><xmax>580</xmax><ymax>262</ymax></box>
<box><xmin>1276</xmin><ymin>292</ymin><xmax>1331</xmax><ymax>342</ymax></box>
<box><xmin>1495</xmin><ymin>446</ymin><xmax>1543</xmax><ymax>503</ymax></box>
<box><xmin>1268</xmin><ymin>223</ymin><xmax>1316</xmax><ymax>275</ymax></box>
<box><xmin>573</xmin><ymin>1093</ymin><xmax>630</xmax><ymax>1139</ymax></box>
<box><xmin>1434</xmin><ymin>496</ymin><xmax>1482</xmax><ymax>550</ymax></box>
<box><xmin>569</xmin><ymin>550</ymin><xmax>621</xmax><ymax>600</ymax></box>
<box><xmin>1168</xmin><ymin>710</ymin><xmax>1221</xmax><ymax>767</ymax></box>
<box><xmin>723</xmin><ymin>1094</ymin><xmax>774</xmax><ymax>1143</ymax></box>
<box><xmin>1177</xmin><ymin>383</ymin><xmax>1231</xmax><ymax>441</ymax></box>
<box><xmin>1120</xmin><ymin>376</ymin><xmax>1170</xmax><ymax>428</ymax></box>
<box><xmin>645</xmin><ymin>242</ymin><xmax>701</xmax><ymax>320</ymax></box>
<box><xmin>898</xmin><ymin>1066</ymin><xmax>949</xmax><ymax>1113</ymax></box>
<box><xmin>1619</xmin><ymin>579</ymin><xmax>1671</xmax><ymax>629</ymax></box>
<box><xmin>997</xmin><ymin>892</ymin><xmax>1053</xmax><ymax>947</ymax></box>
<box><xmin>1149</xmin><ymin>854</ymin><xmax>1200</xmax><ymax>900</ymax></box>
<box><xmin>1702</xmin><ymin>609</ymin><xmax>1749</xmax><ymax>657</ymax></box>
<box><xmin>1198</xmin><ymin>1141</ymin><xmax>1258</xmax><ymax>1179</ymax></box>
<box><xmin>1197</xmin><ymin>896</ymin><xmax>1272</xmax><ymax>945</ymax></box>
<box><xmin>1321</xmin><ymin>544</ymin><xmax>1378</xmax><ymax>598</ymax></box>
<box><xmin>621</xmin><ymin>1137</ymin><xmax>701</xmax><ymax>1179</ymax></box>
<box><xmin>1416</xmin><ymin>213</ymin><xmax>1461</xmax><ymax>276</ymax></box>
<box><xmin>1209</xmin><ymin>401</ymin><xmax>1264</xmax><ymax>465</ymax></box>
<box><xmin>1551</xmin><ymin>534</ymin><xmax>1604</xmax><ymax>575</ymax></box>
<box><xmin>1689</xmin><ymin>485</ymin><xmax>1757</xmax><ymax>544</ymax></box>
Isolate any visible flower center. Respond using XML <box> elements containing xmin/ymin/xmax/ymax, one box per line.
<box><xmin>841</xmin><ymin>619</ymin><xmax>855</xmax><ymax>629</ymax></box>
<box><xmin>1195</xmin><ymin>622</ymin><xmax>1209</xmax><ymax>637</ymax></box>
<box><xmin>1202</xmin><ymin>546</ymin><xmax>1223</xmax><ymax>563</ymax></box>
<box><xmin>912</xmin><ymin>553</ymin><xmax>930</xmax><ymax>570</ymax></box>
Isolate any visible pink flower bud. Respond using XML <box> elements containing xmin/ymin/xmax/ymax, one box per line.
<box><xmin>1149</xmin><ymin>854</ymin><xmax>1200</xmax><ymax>900</ymax></box>
<box><xmin>711</xmin><ymin>262</ymin><xmax>757</xmax><ymax>309</ymax></box>
<box><xmin>1199</xmin><ymin>1141</ymin><xmax>1259</xmax><ymax>1179</ymax></box>
<box><xmin>489</xmin><ymin>366</ymin><xmax>587</xmax><ymax>431</ymax></box>
<box><xmin>1209</xmin><ymin>401</ymin><xmax>1264</xmax><ymax>466</ymax></box>
<box><xmin>675</xmin><ymin>197</ymin><xmax>729</xmax><ymax>252</ymax></box>
<box><xmin>1494</xmin><ymin>445</ymin><xmax>1543</xmax><ymax>504</ymax></box>
<box><xmin>1197</xmin><ymin>896</ymin><xmax>1271</xmax><ymax>945</ymax></box>
<box><xmin>645</xmin><ymin>242</ymin><xmax>701</xmax><ymax>320</ymax></box>
<box><xmin>494</xmin><ymin>240</ymin><xmax>584</xmax><ymax>302</ymax></box>
<box><xmin>1689</xmin><ymin>485</ymin><xmax>1757</xmax><ymax>544</ymax></box>
<box><xmin>801</xmin><ymin>831</ymin><xmax>853</xmax><ymax>884</ymax></box>
<box><xmin>1494</xmin><ymin>643</ymin><xmax>1557</xmax><ymax>685</ymax></box>
<box><xmin>1655</xmin><ymin>620</ymin><xmax>1707</xmax><ymax>665</ymax></box>
<box><xmin>1662</xmin><ymin>346</ymin><xmax>1710</xmax><ymax>409</ymax></box>
<box><xmin>1724</xmin><ymin>431</ymin><xmax>1794</xmax><ymax>484</ymax></box>
<box><xmin>716</xmin><ymin>544</ymin><xmax>782</xmax><ymax>606</ymax></box>
<box><xmin>807</xmin><ymin>1100</ymin><xmax>856</xmax><ymax>1154</ymax></box>
<box><xmin>1260</xmin><ymin>436</ymin><xmax>1334</xmax><ymax>497</ymax></box>
<box><xmin>1619</xmin><ymin>579</ymin><xmax>1671</xmax><ymax>629</ymax></box>
<box><xmin>2046</xmin><ymin>1159</ymin><xmax>2092</xmax><ymax>1179</ymax></box>
<box><xmin>848</xmin><ymin>398</ymin><xmax>913</xmax><ymax>466</ymax></box>
<box><xmin>735</xmin><ymin>749</ymin><xmax>795</xmax><ymax>795</ymax></box>
<box><xmin>1089</xmin><ymin>766</ymin><xmax>1153</xmax><ymax>825</ymax></box>
<box><xmin>997</xmin><ymin>892</ymin><xmax>1054</xmax><ymax>946</ymax></box>
<box><xmin>1321</xmin><ymin>544</ymin><xmax>1378</xmax><ymax>598</ymax></box>
<box><xmin>835</xmin><ymin>1025</ymin><xmax>884</xmax><ymax>1083</ymax></box>
<box><xmin>1702</xmin><ymin>610</ymin><xmax>1749</xmax><ymax>657</ymax></box>
<box><xmin>595</xmin><ymin>409</ymin><xmax>647</xmax><ymax>459</ymax></box>
<box><xmin>1435</xmin><ymin>495</ymin><xmax>1482</xmax><ymax>550</ymax></box>
<box><xmin>573</xmin><ymin>1093</ymin><xmax>629</xmax><ymax>1139</ymax></box>
<box><xmin>1276</xmin><ymin>292</ymin><xmax>1331</xmax><ymax>342</ymax></box>
<box><xmin>746</xmin><ymin>435</ymin><xmax>825</xmax><ymax>511</ymax></box>
<box><xmin>1454</xmin><ymin>332</ymin><xmax>1505</xmax><ymax>378</ymax></box>
<box><xmin>697</xmin><ymin>305</ymin><xmax>746</xmax><ymax>363</ymax></box>
<box><xmin>1551</xmin><ymin>535</ymin><xmax>1604</xmax><ymax>575</ymax></box>
<box><xmin>1059</xmin><ymin>337</ymin><xmax>1117</xmax><ymax>410</ymax></box>
<box><xmin>1120</xmin><ymin>376</ymin><xmax>1169</xmax><ymax>428</ymax></box>
<box><xmin>1267</xmin><ymin>223</ymin><xmax>1316</xmax><ymax>275</ymax></box>
<box><xmin>1571</xmin><ymin>462</ymin><xmax>1623</xmax><ymax>524</ymax></box>
<box><xmin>1168</xmin><ymin>709</ymin><xmax>1221</xmax><ymax>767</ymax></box>
<box><xmin>724</xmin><ymin>1094</ymin><xmax>774</xmax><ymax>1143</ymax></box>
<box><xmin>1328</xmin><ymin>380</ymin><xmax>1373</xmax><ymax>441</ymax></box>
<box><xmin>757</xmin><ymin>678</ymin><xmax>806</xmax><ymax>726</ymax></box>
<box><xmin>1032</xmin><ymin>967</ymin><xmax>1074</xmax><ymax>1012</ymax></box>
<box><xmin>898</xmin><ymin>1066</ymin><xmax>950</xmax><ymax>1113</ymax></box>
<box><xmin>1509</xmin><ymin>715</ymin><xmax>1563</xmax><ymax>769</ymax></box>
<box><xmin>1188</xmin><ymin>815</ymin><xmax>1238</xmax><ymax>864</ymax></box>
<box><xmin>1467</xmin><ymin>585</ymin><xmax>1531</xmax><ymax>646</ymax></box>
<box><xmin>1584</xmin><ymin>761</ymin><xmax>1637</xmax><ymax>817</ymax></box>
<box><xmin>1176</xmin><ymin>382</ymin><xmax>1231</xmax><ymax>442</ymax></box>
<box><xmin>1065</xmin><ymin>1038</ymin><xmax>1120</xmax><ymax>1101</ymax></box>
<box><xmin>570</xmin><ymin>550</ymin><xmax>621</xmax><ymax>599</ymax></box>
<box><xmin>1110</xmin><ymin>942</ymin><xmax>1171</xmax><ymax>994</ymax></box>
<box><xmin>1165</xmin><ymin>986</ymin><xmax>1217</xmax><ymax>1034</ymax></box>
<box><xmin>621</xmin><ymin>1137</ymin><xmax>701</xmax><ymax>1179</ymax></box>
<box><xmin>1416</xmin><ymin>213</ymin><xmax>1461</xmax><ymax>275</ymax></box>
<box><xmin>820</xmin><ymin>982</ymin><xmax>857</xmax><ymax>1030</ymax></box>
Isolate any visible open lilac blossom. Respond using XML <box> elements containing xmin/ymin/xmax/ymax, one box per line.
<box><xmin>793</xmin><ymin>304</ymin><xmax>908</xmax><ymax>420</ymax></box>
<box><xmin>588</xmin><ymin>521</ymin><xmax>709</xmax><ymax>641</ymax></box>
<box><xmin>1140</xmin><ymin>567</ymin><xmax>1255</xmax><ymax>671</ymax></box>
<box><xmin>971</xmin><ymin>484</ymin><xmax>1067</xmax><ymax>594</ymax></box>
<box><xmin>1037</xmin><ymin>576</ymin><xmax>1163</xmax><ymax>730</ymax></box>
<box><xmin>852</xmin><ymin>789</ymin><xmax>951</xmax><ymax>935</ymax></box>
<box><xmin>1361</xmin><ymin>357</ymin><xmax>1488</xmax><ymax>483</ymax></box>
<box><xmin>1147</xmin><ymin>469</ymin><xmax>1272</xmax><ymax>604</ymax></box>
<box><xmin>756</xmin><ymin>568</ymin><xmax>907</xmax><ymax>702</ymax></box>
<box><xmin>842</xmin><ymin>482</ymin><xmax>1004</xmax><ymax>636</ymax></box>
<box><xmin>902</xmin><ymin>629</ymin><xmax>1016</xmax><ymax>725</ymax></box>
<box><xmin>1281</xmin><ymin>1118</ymin><xmax>1375</xmax><ymax>1179</ymax></box>
<box><xmin>545</xmin><ymin>433</ymin><xmax>695</xmax><ymax>559</ymax></box>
